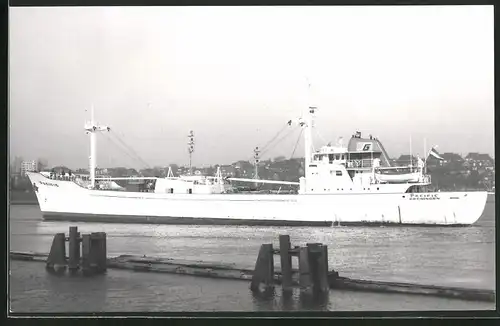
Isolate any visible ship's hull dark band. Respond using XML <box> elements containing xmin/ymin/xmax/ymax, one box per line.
<box><xmin>42</xmin><ymin>212</ymin><xmax>468</xmax><ymax>227</ymax></box>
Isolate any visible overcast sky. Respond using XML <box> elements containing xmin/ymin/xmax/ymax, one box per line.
<box><xmin>9</xmin><ymin>5</ymin><xmax>494</xmax><ymax>170</ymax></box>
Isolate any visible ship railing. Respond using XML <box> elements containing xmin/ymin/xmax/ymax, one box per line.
<box><xmin>346</xmin><ymin>159</ymin><xmax>373</xmax><ymax>169</ymax></box>
<box><xmin>73</xmin><ymin>178</ymin><xmax>91</xmax><ymax>189</ymax></box>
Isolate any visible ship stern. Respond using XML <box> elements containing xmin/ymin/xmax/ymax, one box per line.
<box><xmin>454</xmin><ymin>191</ymin><xmax>489</xmax><ymax>225</ymax></box>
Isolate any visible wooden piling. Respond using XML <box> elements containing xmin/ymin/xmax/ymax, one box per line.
<box><xmin>68</xmin><ymin>226</ymin><xmax>80</xmax><ymax>273</ymax></box>
<box><xmin>306</xmin><ymin>243</ymin><xmax>319</xmax><ymax>293</ymax></box>
<box><xmin>46</xmin><ymin>233</ymin><xmax>66</xmax><ymax>274</ymax></box>
<box><xmin>279</xmin><ymin>235</ymin><xmax>293</xmax><ymax>295</ymax></box>
<box><xmin>99</xmin><ymin>232</ymin><xmax>107</xmax><ymax>273</ymax></box>
<box><xmin>250</xmin><ymin>244</ymin><xmax>274</xmax><ymax>295</ymax></box>
<box><xmin>298</xmin><ymin>247</ymin><xmax>313</xmax><ymax>295</ymax></box>
<box><xmin>92</xmin><ymin>232</ymin><xmax>107</xmax><ymax>274</ymax></box>
<box><xmin>81</xmin><ymin>234</ymin><xmax>92</xmax><ymax>276</ymax></box>
<box><xmin>316</xmin><ymin>245</ymin><xmax>329</xmax><ymax>293</ymax></box>
<box><xmin>302</xmin><ymin>243</ymin><xmax>329</xmax><ymax>294</ymax></box>
<box><xmin>81</xmin><ymin>232</ymin><xmax>108</xmax><ymax>276</ymax></box>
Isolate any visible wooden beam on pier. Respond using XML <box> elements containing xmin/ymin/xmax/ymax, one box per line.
<box><xmin>329</xmin><ymin>276</ymin><xmax>496</xmax><ymax>303</ymax></box>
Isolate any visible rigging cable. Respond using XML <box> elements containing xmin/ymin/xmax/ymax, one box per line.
<box><xmin>315</xmin><ymin>129</ymin><xmax>328</xmax><ymax>145</ymax></box>
<box><xmin>109</xmin><ymin>133</ymin><xmax>150</xmax><ymax>169</ymax></box>
<box><xmin>260</xmin><ymin>124</ymin><xmax>300</xmax><ymax>158</ymax></box>
<box><xmin>258</xmin><ymin>120</ymin><xmax>293</xmax><ymax>154</ymax></box>
<box><xmin>100</xmin><ymin>133</ymin><xmax>145</xmax><ymax>171</ymax></box>
<box><xmin>245</xmin><ymin>120</ymin><xmax>294</xmax><ymax>162</ymax></box>
<box><xmin>109</xmin><ymin>131</ymin><xmax>151</xmax><ymax>169</ymax></box>
<box><xmin>290</xmin><ymin>128</ymin><xmax>304</xmax><ymax>159</ymax></box>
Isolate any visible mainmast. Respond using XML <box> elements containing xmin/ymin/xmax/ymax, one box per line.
<box><xmin>253</xmin><ymin>146</ymin><xmax>260</xmax><ymax>188</ymax></box>
<box><xmin>215</xmin><ymin>166</ymin><xmax>224</xmax><ymax>193</ymax></box>
<box><xmin>84</xmin><ymin>105</ymin><xmax>110</xmax><ymax>189</ymax></box>
<box><xmin>187</xmin><ymin>130</ymin><xmax>195</xmax><ymax>175</ymax></box>
<box><xmin>304</xmin><ymin>106</ymin><xmax>316</xmax><ymax>170</ymax></box>
<box><xmin>253</xmin><ymin>146</ymin><xmax>260</xmax><ymax>179</ymax></box>
<box><xmin>303</xmin><ymin>80</ymin><xmax>316</xmax><ymax>172</ymax></box>
<box><xmin>167</xmin><ymin>166</ymin><xmax>174</xmax><ymax>178</ymax></box>
<box><xmin>298</xmin><ymin>105</ymin><xmax>316</xmax><ymax>195</ymax></box>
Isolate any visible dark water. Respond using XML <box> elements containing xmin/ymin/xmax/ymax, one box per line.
<box><xmin>9</xmin><ymin>203</ymin><xmax>496</xmax><ymax>312</ymax></box>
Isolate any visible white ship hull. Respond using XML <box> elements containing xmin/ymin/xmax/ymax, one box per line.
<box><xmin>27</xmin><ymin>172</ymin><xmax>487</xmax><ymax>226</ymax></box>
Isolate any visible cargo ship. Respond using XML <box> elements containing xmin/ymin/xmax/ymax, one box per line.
<box><xmin>26</xmin><ymin>106</ymin><xmax>488</xmax><ymax>226</ymax></box>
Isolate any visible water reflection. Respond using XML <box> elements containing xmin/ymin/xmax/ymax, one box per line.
<box><xmin>45</xmin><ymin>271</ymin><xmax>109</xmax><ymax>312</ymax></box>
<box><xmin>298</xmin><ymin>290</ymin><xmax>330</xmax><ymax>311</ymax></box>
<box><xmin>251</xmin><ymin>287</ymin><xmax>330</xmax><ymax>311</ymax></box>
<box><xmin>251</xmin><ymin>286</ymin><xmax>277</xmax><ymax>311</ymax></box>
<box><xmin>280</xmin><ymin>290</ymin><xmax>296</xmax><ymax>311</ymax></box>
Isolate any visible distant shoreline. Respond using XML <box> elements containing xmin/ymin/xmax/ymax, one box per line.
<box><xmin>9</xmin><ymin>190</ymin><xmax>38</xmax><ymax>206</ymax></box>
<box><xmin>10</xmin><ymin>201</ymin><xmax>38</xmax><ymax>206</ymax></box>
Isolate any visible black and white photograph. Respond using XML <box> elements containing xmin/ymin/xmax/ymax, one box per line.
<box><xmin>7</xmin><ymin>4</ymin><xmax>496</xmax><ymax>315</ymax></box>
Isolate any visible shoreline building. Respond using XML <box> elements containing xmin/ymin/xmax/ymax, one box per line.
<box><xmin>21</xmin><ymin>160</ymin><xmax>37</xmax><ymax>176</ymax></box>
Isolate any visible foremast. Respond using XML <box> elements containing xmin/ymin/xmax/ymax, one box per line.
<box><xmin>84</xmin><ymin>105</ymin><xmax>110</xmax><ymax>189</ymax></box>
